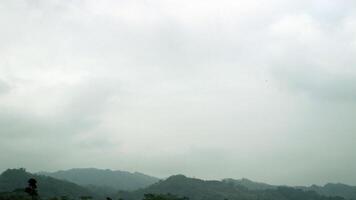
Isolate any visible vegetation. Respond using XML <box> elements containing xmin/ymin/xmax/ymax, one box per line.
<box><xmin>142</xmin><ymin>193</ymin><xmax>188</xmax><ymax>200</ymax></box>
<box><xmin>0</xmin><ymin>169</ymin><xmax>94</xmax><ymax>199</ymax></box>
<box><xmin>295</xmin><ymin>183</ymin><xmax>356</xmax><ymax>200</ymax></box>
<box><xmin>0</xmin><ymin>169</ymin><xmax>353</xmax><ymax>200</ymax></box>
<box><xmin>225</xmin><ymin>178</ymin><xmax>356</xmax><ymax>200</ymax></box>
<box><xmin>38</xmin><ymin>168</ymin><xmax>159</xmax><ymax>191</ymax></box>
<box><xmin>222</xmin><ymin>178</ymin><xmax>277</xmax><ymax>190</ymax></box>
<box><xmin>118</xmin><ymin>175</ymin><xmax>345</xmax><ymax>200</ymax></box>
<box><xmin>25</xmin><ymin>178</ymin><xmax>38</xmax><ymax>199</ymax></box>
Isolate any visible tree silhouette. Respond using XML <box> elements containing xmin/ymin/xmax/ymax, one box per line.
<box><xmin>80</xmin><ymin>196</ymin><xmax>93</xmax><ymax>200</ymax></box>
<box><xmin>25</xmin><ymin>178</ymin><xmax>38</xmax><ymax>200</ymax></box>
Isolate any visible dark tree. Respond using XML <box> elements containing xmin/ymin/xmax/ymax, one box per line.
<box><xmin>25</xmin><ymin>178</ymin><xmax>38</xmax><ymax>200</ymax></box>
<box><xmin>143</xmin><ymin>193</ymin><xmax>189</xmax><ymax>200</ymax></box>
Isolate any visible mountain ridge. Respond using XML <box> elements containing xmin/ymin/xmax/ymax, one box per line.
<box><xmin>118</xmin><ymin>174</ymin><xmax>345</xmax><ymax>200</ymax></box>
<box><xmin>224</xmin><ymin>178</ymin><xmax>356</xmax><ymax>200</ymax></box>
<box><xmin>2</xmin><ymin>168</ymin><xmax>355</xmax><ymax>200</ymax></box>
<box><xmin>38</xmin><ymin>168</ymin><xmax>160</xmax><ymax>191</ymax></box>
<box><xmin>0</xmin><ymin>168</ymin><xmax>96</xmax><ymax>198</ymax></box>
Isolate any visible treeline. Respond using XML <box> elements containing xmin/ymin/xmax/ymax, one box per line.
<box><xmin>118</xmin><ymin>175</ymin><xmax>345</xmax><ymax>200</ymax></box>
<box><xmin>0</xmin><ymin>190</ymin><xmax>185</xmax><ymax>200</ymax></box>
<box><xmin>0</xmin><ymin>169</ymin><xmax>185</xmax><ymax>200</ymax></box>
<box><xmin>0</xmin><ymin>169</ymin><xmax>349</xmax><ymax>200</ymax></box>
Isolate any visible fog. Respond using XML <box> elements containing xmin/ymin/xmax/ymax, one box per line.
<box><xmin>0</xmin><ymin>0</ymin><xmax>355</xmax><ymax>186</ymax></box>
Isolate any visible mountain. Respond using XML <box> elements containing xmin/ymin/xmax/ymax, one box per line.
<box><xmin>0</xmin><ymin>168</ymin><xmax>95</xmax><ymax>199</ymax></box>
<box><xmin>224</xmin><ymin>178</ymin><xmax>356</xmax><ymax>200</ymax></box>
<box><xmin>39</xmin><ymin>168</ymin><xmax>160</xmax><ymax>191</ymax></box>
<box><xmin>298</xmin><ymin>183</ymin><xmax>356</xmax><ymax>200</ymax></box>
<box><xmin>2</xmin><ymin>168</ymin><xmax>355</xmax><ymax>200</ymax></box>
<box><xmin>223</xmin><ymin>178</ymin><xmax>277</xmax><ymax>190</ymax></box>
<box><xmin>117</xmin><ymin>175</ymin><xmax>345</xmax><ymax>200</ymax></box>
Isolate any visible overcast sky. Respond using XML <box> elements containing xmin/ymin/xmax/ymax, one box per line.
<box><xmin>0</xmin><ymin>0</ymin><xmax>356</xmax><ymax>186</ymax></box>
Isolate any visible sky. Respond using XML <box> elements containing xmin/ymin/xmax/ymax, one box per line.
<box><xmin>0</xmin><ymin>0</ymin><xmax>356</xmax><ymax>186</ymax></box>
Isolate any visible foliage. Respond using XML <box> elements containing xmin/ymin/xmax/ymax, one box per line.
<box><xmin>143</xmin><ymin>193</ymin><xmax>189</xmax><ymax>200</ymax></box>
<box><xmin>25</xmin><ymin>178</ymin><xmax>38</xmax><ymax>199</ymax></box>
<box><xmin>39</xmin><ymin>168</ymin><xmax>159</xmax><ymax>191</ymax></box>
<box><xmin>0</xmin><ymin>169</ymin><xmax>94</xmax><ymax>199</ymax></box>
<box><xmin>118</xmin><ymin>175</ymin><xmax>346</xmax><ymax>200</ymax></box>
<box><xmin>0</xmin><ymin>169</ymin><xmax>351</xmax><ymax>200</ymax></box>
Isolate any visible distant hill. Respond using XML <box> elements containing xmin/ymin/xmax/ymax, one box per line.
<box><xmin>118</xmin><ymin>175</ymin><xmax>345</xmax><ymax>200</ymax></box>
<box><xmin>38</xmin><ymin>168</ymin><xmax>160</xmax><ymax>191</ymax></box>
<box><xmin>223</xmin><ymin>178</ymin><xmax>356</xmax><ymax>200</ymax></box>
<box><xmin>0</xmin><ymin>168</ymin><xmax>95</xmax><ymax>199</ymax></box>
<box><xmin>2</xmin><ymin>168</ymin><xmax>355</xmax><ymax>200</ymax></box>
<box><xmin>297</xmin><ymin>183</ymin><xmax>356</xmax><ymax>200</ymax></box>
<box><xmin>223</xmin><ymin>178</ymin><xmax>277</xmax><ymax>190</ymax></box>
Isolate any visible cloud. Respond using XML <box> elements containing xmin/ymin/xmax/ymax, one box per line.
<box><xmin>0</xmin><ymin>0</ymin><xmax>356</xmax><ymax>185</ymax></box>
<box><xmin>0</xmin><ymin>79</ymin><xmax>10</xmax><ymax>95</ymax></box>
<box><xmin>273</xmin><ymin>67</ymin><xmax>356</xmax><ymax>102</ymax></box>
<box><xmin>266</xmin><ymin>11</ymin><xmax>356</xmax><ymax>103</ymax></box>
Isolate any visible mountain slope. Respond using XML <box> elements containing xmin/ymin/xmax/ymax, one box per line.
<box><xmin>39</xmin><ymin>168</ymin><xmax>160</xmax><ymax>191</ymax></box>
<box><xmin>224</xmin><ymin>178</ymin><xmax>356</xmax><ymax>200</ymax></box>
<box><xmin>118</xmin><ymin>175</ymin><xmax>345</xmax><ymax>200</ymax></box>
<box><xmin>0</xmin><ymin>168</ymin><xmax>95</xmax><ymax>198</ymax></box>
<box><xmin>223</xmin><ymin>178</ymin><xmax>277</xmax><ymax>190</ymax></box>
<box><xmin>298</xmin><ymin>183</ymin><xmax>356</xmax><ymax>200</ymax></box>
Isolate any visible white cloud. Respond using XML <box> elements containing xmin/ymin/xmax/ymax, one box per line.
<box><xmin>0</xmin><ymin>0</ymin><xmax>356</xmax><ymax>185</ymax></box>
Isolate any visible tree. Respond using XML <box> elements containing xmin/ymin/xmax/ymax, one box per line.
<box><xmin>25</xmin><ymin>178</ymin><xmax>38</xmax><ymax>200</ymax></box>
<box><xmin>143</xmin><ymin>193</ymin><xmax>189</xmax><ymax>200</ymax></box>
<box><xmin>80</xmin><ymin>196</ymin><xmax>93</xmax><ymax>200</ymax></box>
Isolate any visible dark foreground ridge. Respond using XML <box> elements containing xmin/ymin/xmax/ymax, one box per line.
<box><xmin>0</xmin><ymin>169</ymin><xmax>354</xmax><ymax>200</ymax></box>
<box><xmin>118</xmin><ymin>175</ymin><xmax>345</xmax><ymax>200</ymax></box>
<box><xmin>0</xmin><ymin>168</ymin><xmax>95</xmax><ymax>199</ymax></box>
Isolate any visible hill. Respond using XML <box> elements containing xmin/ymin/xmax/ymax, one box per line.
<box><xmin>298</xmin><ymin>183</ymin><xmax>356</xmax><ymax>200</ymax></box>
<box><xmin>39</xmin><ymin>168</ymin><xmax>159</xmax><ymax>191</ymax></box>
<box><xmin>224</xmin><ymin>178</ymin><xmax>356</xmax><ymax>200</ymax></box>
<box><xmin>0</xmin><ymin>168</ymin><xmax>95</xmax><ymax>199</ymax></box>
<box><xmin>223</xmin><ymin>178</ymin><xmax>277</xmax><ymax>190</ymax></box>
<box><xmin>117</xmin><ymin>175</ymin><xmax>345</xmax><ymax>200</ymax></box>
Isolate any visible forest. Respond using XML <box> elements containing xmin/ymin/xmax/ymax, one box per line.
<box><xmin>0</xmin><ymin>169</ymin><xmax>349</xmax><ymax>200</ymax></box>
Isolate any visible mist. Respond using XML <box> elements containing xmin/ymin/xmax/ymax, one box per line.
<box><xmin>0</xmin><ymin>0</ymin><xmax>356</xmax><ymax>186</ymax></box>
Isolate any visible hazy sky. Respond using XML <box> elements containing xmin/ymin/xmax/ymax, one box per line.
<box><xmin>0</xmin><ymin>0</ymin><xmax>356</xmax><ymax>186</ymax></box>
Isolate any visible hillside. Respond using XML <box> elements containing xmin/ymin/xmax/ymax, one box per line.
<box><xmin>117</xmin><ymin>175</ymin><xmax>345</xmax><ymax>200</ymax></box>
<box><xmin>224</xmin><ymin>178</ymin><xmax>356</xmax><ymax>200</ymax></box>
<box><xmin>39</xmin><ymin>168</ymin><xmax>159</xmax><ymax>191</ymax></box>
<box><xmin>298</xmin><ymin>183</ymin><xmax>356</xmax><ymax>200</ymax></box>
<box><xmin>0</xmin><ymin>168</ymin><xmax>95</xmax><ymax>199</ymax></box>
<box><xmin>2</xmin><ymin>168</ymin><xmax>355</xmax><ymax>200</ymax></box>
<box><xmin>223</xmin><ymin>178</ymin><xmax>277</xmax><ymax>190</ymax></box>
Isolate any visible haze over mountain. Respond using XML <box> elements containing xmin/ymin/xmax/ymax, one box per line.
<box><xmin>224</xmin><ymin>178</ymin><xmax>356</xmax><ymax>200</ymax></box>
<box><xmin>0</xmin><ymin>168</ymin><xmax>94</xmax><ymax>198</ymax></box>
<box><xmin>1</xmin><ymin>0</ymin><xmax>356</xmax><ymax>187</ymax></box>
<box><xmin>223</xmin><ymin>178</ymin><xmax>277</xmax><ymax>190</ymax></box>
<box><xmin>2</xmin><ymin>168</ymin><xmax>356</xmax><ymax>200</ymax></box>
<box><xmin>38</xmin><ymin>168</ymin><xmax>159</xmax><ymax>191</ymax></box>
<box><xmin>298</xmin><ymin>183</ymin><xmax>356</xmax><ymax>200</ymax></box>
<box><xmin>118</xmin><ymin>175</ymin><xmax>345</xmax><ymax>200</ymax></box>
